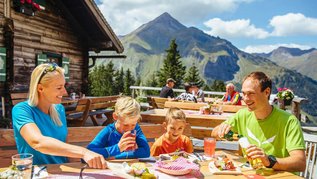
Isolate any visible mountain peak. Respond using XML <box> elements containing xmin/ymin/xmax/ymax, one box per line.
<box><xmin>149</xmin><ymin>12</ymin><xmax>187</xmax><ymax>31</ymax></box>
<box><xmin>271</xmin><ymin>46</ymin><xmax>316</xmax><ymax>56</ymax></box>
<box><xmin>130</xmin><ymin>12</ymin><xmax>186</xmax><ymax>36</ymax></box>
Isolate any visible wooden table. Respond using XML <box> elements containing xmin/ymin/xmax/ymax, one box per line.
<box><xmin>0</xmin><ymin>151</ymin><xmax>302</xmax><ymax>179</ymax></box>
<box><xmin>164</xmin><ymin>101</ymin><xmax>246</xmax><ymax>113</ymax></box>
<box><xmin>141</xmin><ymin>109</ymin><xmax>233</xmax><ymax>128</ymax></box>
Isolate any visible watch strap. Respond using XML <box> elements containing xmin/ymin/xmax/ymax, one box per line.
<box><xmin>267</xmin><ymin>155</ymin><xmax>277</xmax><ymax>168</ymax></box>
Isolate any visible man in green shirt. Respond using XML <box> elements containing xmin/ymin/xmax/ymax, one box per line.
<box><xmin>212</xmin><ymin>71</ymin><xmax>306</xmax><ymax>172</ymax></box>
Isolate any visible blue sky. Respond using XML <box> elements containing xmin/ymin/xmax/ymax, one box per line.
<box><xmin>96</xmin><ymin>0</ymin><xmax>317</xmax><ymax>53</ymax></box>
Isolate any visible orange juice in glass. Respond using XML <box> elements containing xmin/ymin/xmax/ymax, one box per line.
<box><xmin>204</xmin><ymin>137</ymin><xmax>216</xmax><ymax>157</ymax></box>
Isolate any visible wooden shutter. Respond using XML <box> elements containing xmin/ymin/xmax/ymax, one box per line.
<box><xmin>62</xmin><ymin>57</ymin><xmax>70</xmax><ymax>82</ymax></box>
<box><xmin>0</xmin><ymin>47</ymin><xmax>6</xmax><ymax>82</ymax></box>
<box><xmin>37</xmin><ymin>54</ymin><xmax>48</xmax><ymax>65</ymax></box>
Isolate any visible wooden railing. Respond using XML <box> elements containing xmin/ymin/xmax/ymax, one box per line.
<box><xmin>130</xmin><ymin>86</ymin><xmax>308</xmax><ymax>121</ymax></box>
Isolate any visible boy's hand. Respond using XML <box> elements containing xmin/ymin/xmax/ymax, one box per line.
<box><xmin>118</xmin><ymin>131</ymin><xmax>136</xmax><ymax>152</ymax></box>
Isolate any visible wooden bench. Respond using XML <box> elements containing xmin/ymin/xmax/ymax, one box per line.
<box><xmin>66</xmin><ymin>99</ymin><xmax>92</xmax><ymax>127</ymax></box>
<box><xmin>149</xmin><ymin>97</ymin><xmax>169</xmax><ymax>109</ymax></box>
<box><xmin>0</xmin><ymin>123</ymin><xmax>192</xmax><ymax>167</ymax></box>
<box><xmin>66</xmin><ymin>96</ymin><xmax>120</xmax><ymax>127</ymax></box>
<box><xmin>87</xmin><ymin>95</ymin><xmax>120</xmax><ymax>126</ymax></box>
<box><xmin>10</xmin><ymin>93</ymin><xmax>29</xmax><ymax>106</ymax></box>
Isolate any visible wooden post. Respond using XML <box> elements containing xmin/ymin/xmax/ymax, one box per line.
<box><xmin>291</xmin><ymin>101</ymin><xmax>300</xmax><ymax>120</ymax></box>
<box><xmin>291</xmin><ymin>97</ymin><xmax>307</xmax><ymax>121</ymax></box>
<box><xmin>1</xmin><ymin>97</ymin><xmax>5</xmax><ymax>117</ymax></box>
<box><xmin>132</xmin><ymin>88</ymin><xmax>135</xmax><ymax>98</ymax></box>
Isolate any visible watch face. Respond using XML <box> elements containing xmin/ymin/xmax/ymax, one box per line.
<box><xmin>268</xmin><ymin>155</ymin><xmax>277</xmax><ymax>168</ymax></box>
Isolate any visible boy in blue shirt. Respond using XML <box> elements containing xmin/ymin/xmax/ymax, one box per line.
<box><xmin>87</xmin><ymin>96</ymin><xmax>150</xmax><ymax>159</ymax></box>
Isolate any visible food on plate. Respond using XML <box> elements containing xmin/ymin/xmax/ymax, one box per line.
<box><xmin>0</xmin><ymin>167</ymin><xmax>24</xmax><ymax>179</ymax></box>
<box><xmin>159</xmin><ymin>151</ymin><xmax>190</xmax><ymax>160</ymax></box>
<box><xmin>214</xmin><ymin>155</ymin><xmax>236</xmax><ymax>171</ymax></box>
<box><xmin>122</xmin><ymin>162</ymin><xmax>156</xmax><ymax>178</ymax></box>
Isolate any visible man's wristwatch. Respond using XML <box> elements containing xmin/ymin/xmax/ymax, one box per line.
<box><xmin>266</xmin><ymin>155</ymin><xmax>277</xmax><ymax>168</ymax></box>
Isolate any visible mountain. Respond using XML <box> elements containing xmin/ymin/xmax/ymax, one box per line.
<box><xmin>254</xmin><ymin>47</ymin><xmax>317</xmax><ymax>81</ymax></box>
<box><xmin>98</xmin><ymin>12</ymin><xmax>317</xmax><ymax>116</ymax></box>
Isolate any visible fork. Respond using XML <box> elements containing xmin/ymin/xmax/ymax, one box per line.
<box><xmin>35</xmin><ymin>166</ymin><xmax>47</xmax><ymax>177</ymax></box>
<box><xmin>193</xmin><ymin>152</ymin><xmax>202</xmax><ymax>161</ymax></box>
<box><xmin>79</xmin><ymin>164</ymin><xmax>88</xmax><ymax>179</ymax></box>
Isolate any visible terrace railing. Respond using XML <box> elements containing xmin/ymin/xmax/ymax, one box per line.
<box><xmin>129</xmin><ymin>86</ymin><xmax>307</xmax><ymax>121</ymax></box>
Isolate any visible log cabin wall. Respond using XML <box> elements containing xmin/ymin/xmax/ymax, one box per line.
<box><xmin>0</xmin><ymin>0</ymin><xmax>5</xmax><ymax>95</ymax></box>
<box><xmin>7</xmin><ymin>0</ymin><xmax>88</xmax><ymax>94</ymax></box>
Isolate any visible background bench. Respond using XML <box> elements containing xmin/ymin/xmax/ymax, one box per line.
<box><xmin>10</xmin><ymin>93</ymin><xmax>28</xmax><ymax>106</ymax></box>
<box><xmin>66</xmin><ymin>96</ymin><xmax>120</xmax><ymax>127</ymax></box>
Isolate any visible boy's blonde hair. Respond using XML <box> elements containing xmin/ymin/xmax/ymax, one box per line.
<box><xmin>114</xmin><ymin>96</ymin><xmax>141</xmax><ymax>120</ymax></box>
<box><xmin>28</xmin><ymin>63</ymin><xmax>65</xmax><ymax>126</ymax></box>
<box><xmin>165</xmin><ymin>107</ymin><xmax>186</xmax><ymax>124</ymax></box>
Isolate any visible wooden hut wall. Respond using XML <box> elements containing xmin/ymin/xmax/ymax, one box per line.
<box><xmin>8</xmin><ymin>1</ymin><xmax>87</xmax><ymax>93</ymax></box>
<box><xmin>0</xmin><ymin>0</ymin><xmax>3</xmax><ymax>16</ymax></box>
<box><xmin>0</xmin><ymin>0</ymin><xmax>4</xmax><ymax>50</ymax></box>
<box><xmin>0</xmin><ymin>0</ymin><xmax>5</xmax><ymax>95</ymax></box>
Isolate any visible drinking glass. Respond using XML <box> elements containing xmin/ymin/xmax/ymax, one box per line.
<box><xmin>12</xmin><ymin>153</ymin><xmax>33</xmax><ymax>171</ymax></box>
<box><xmin>125</xmin><ymin>130</ymin><xmax>137</xmax><ymax>151</ymax></box>
<box><xmin>238</xmin><ymin>137</ymin><xmax>263</xmax><ymax>169</ymax></box>
<box><xmin>204</xmin><ymin>137</ymin><xmax>216</xmax><ymax>157</ymax></box>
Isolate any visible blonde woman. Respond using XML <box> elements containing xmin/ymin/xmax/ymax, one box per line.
<box><xmin>87</xmin><ymin>96</ymin><xmax>150</xmax><ymax>159</ymax></box>
<box><xmin>12</xmin><ymin>63</ymin><xmax>106</xmax><ymax>169</ymax></box>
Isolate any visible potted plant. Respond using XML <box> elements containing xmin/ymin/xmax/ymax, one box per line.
<box><xmin>276</xmin><ymin>87</ymin><xmax>294</xmax><ymax>106</ymax></box>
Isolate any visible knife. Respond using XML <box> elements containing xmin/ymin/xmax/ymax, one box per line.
<box><xmin>30</xmin><ymin>165</ymin><xmax>34</xmax><ymax>179</ymax></box>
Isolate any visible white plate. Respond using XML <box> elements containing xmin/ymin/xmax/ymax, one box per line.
<box><xmin>209</xmin><ymin>161</ymin><xmax>242</xmax><ymax>175</ymax></box>
<box><xmin>156</xmin><ymin>167</ymin><xmax>191</xmax><ymax>176</ymax></box>
<box><xmin>107</xmin><ymin>162</ymin><xmax>134</xmax><ymax>179</ymax></box>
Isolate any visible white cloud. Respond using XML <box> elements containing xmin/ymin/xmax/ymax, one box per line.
<box><xmin>203</xmin><ymin>18</ymin><xmax>270</xmax><ymax>39</ymax></box>
<box><xmin>97</xmin><ymin>0</ymin><xmax>253</xmax><ymax>35</ymax></box>
<box><xmin>242</xmin><ymin>44</ymin><xmax>313</xmax><ymax>53</ymax></box>
<box><xmin>270</xmin><ymin>13</ymin><xmax>317</xmax><ymax>36</ymax></box>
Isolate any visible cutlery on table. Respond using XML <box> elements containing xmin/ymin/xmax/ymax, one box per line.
<box><xmin>35</xmin><ymin>166</ymin><xmax>47</xmax><ymax>177</ymax></box>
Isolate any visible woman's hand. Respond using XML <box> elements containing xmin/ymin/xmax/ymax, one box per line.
<box><xmin>118</xmin><ymin>131</ymin><xmax>136</xmax><ymax>152</ymax></box>
<box><xmin>82</xmin><ymin>149</ymin><xmax>107</xmax><ymax>169</ymax></box>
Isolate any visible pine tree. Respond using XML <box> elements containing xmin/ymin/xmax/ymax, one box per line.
<box><xmin>157</xmin><ymin>39</ymin><xmax>186</xmax><ymax>88</ymax></box>
<box><xmin>210</xmin><ymin>80</ymin><xmax>226</xmax><ymax>92</ymax></box>
<box><xmin>88</xmin><ymin>62</ymin><xmax>116</xmax><ymax>96</ymax></box>
<box><xmin>184</xmin><ymin>63</ymin><xmax>205</xmax><ymax>87</ymax></box>
<box><xmin>88</xmin><ymin>65</ymin><xmax>107</xmax><ymax>96</ymax></box>
<box><xmin>114</xmin><ymin>67</ymin><xmax>124</xmax><ymax>94</ymax></box>
<box><xmin>146</xmin><ymin>72</ymin><xmax>160</xmax><ymax>96</ymax></box>
<box><xmin>124</xmin><ymin>68</ymin><xmax>135</xmax><ymax>95</ymax></box>
<box><xmin>103</xmin><ymin>61</ymin><xmax>115</xmax><ymax>95</ymax></box>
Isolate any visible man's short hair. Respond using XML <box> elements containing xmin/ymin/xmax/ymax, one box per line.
<box><xmin>166</xmin><ymin>78</ymin><xmax>176</xmax><ymax>84</ymax></box>
<box><xmin>243</xmin><ymin>71</ymin><xmax>272</xmax><ymax>93</ymax></box>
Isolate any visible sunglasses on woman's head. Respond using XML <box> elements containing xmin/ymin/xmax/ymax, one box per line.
<box><xmin>38</xmin><ymin>63</ymin><xmax>58</xmax><ymax>84</ymax></box>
